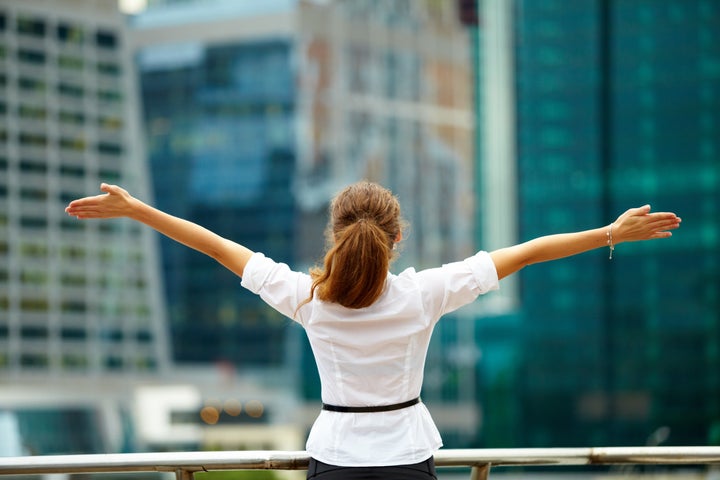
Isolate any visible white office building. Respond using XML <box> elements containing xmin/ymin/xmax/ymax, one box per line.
<box><xmin>0</xmin><ymin>0</ymin><xmax>169</xmax><ymax>453</ymax></box>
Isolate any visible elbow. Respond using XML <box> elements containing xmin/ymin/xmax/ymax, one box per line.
<box><xmin>491</xmin><ymin>247</ymin><xmax>531</xmax><ymax>281</ymax></box>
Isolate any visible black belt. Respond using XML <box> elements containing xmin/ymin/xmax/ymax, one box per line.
<box><xmin>322</xmin><ymin>397</ymin><xmax>420</xmax><ymax>413</ymax></box>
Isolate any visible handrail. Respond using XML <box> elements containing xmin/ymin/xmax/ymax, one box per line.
<box><xmin>1</xmin><ymin>447</ymin><xmax>720</xmax><ymax>480</ymax></box>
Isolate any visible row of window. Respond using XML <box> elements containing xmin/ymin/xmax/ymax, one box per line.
<box><xmin>0</xmin><ymin>239</ymin><xmax>143</xmax><ymax>260</ymax></box>
<box><xmin>0</xmin><ymin>47</ymin><xmax>122</xmax><ymax>78</ymax></box>
<box><xmin>0</xmin><ymin>267</ymin><xmax>149</xmax><ymax>289</ymax></box>
<box><xmin>0</xmin><ymin>132</ymin><xmax>123</xmax><ymax>155</ymax></box>
<box><xmin>2</xmin><ymin>217</ymin><xmax>136</xmax><ymax>234</ymax></box>
<box><xmin>339</xmin><ymin>0</ymin><xmax>424</xmax><ymax>30</ymax></box>
<box><xmin>0</xmin><ymin>353</ymin><xmax>158</xmax><ymax>371</ymax></box>
<box><xmin>345</xmin><ymin>45</ymin><xmax>423</xmax><ymax>101</ymax></box>
<box><xmin>0</xmin><ymin>102</ymin><xmax>123</xmax><ymax>131</ymax></box>
<box><xmin>0</xmin><ymin>272</ymin><xmax>149</xmax><ymax>291</ymax></box>
<box><xmin>0</xmin><ymin>296</ymin><xmax>151</xmax><ymax>316</ymax></box>
<box><xmin>4</xmin><ymin>75</ymin><xmax>124</xmax><ymax>102</ymax></box>
<box><xmin>0</xmin><ymin>12</ymin><xmax>118</xmax><ymax>49</ymax></box>
<box><xmin>0</xmin><ymin>159</ymin><xmax>121</xmax><ymax>179</ymax></box>
<box><xmin>0</xmin><ymin>324</ymin><xmax>154</xmax><ymax>342</ymax></box>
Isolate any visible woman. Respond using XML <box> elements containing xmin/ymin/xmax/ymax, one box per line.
<box><xmin>66</xmin><ymin>182</ymin><xmax>681</xmax><ymax>480</ymax></box>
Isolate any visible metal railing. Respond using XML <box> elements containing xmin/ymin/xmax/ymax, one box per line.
<box><xmin>1</xmin><ymin>447</ymin><xmax>720</xmax><ymax>480</ymax></box>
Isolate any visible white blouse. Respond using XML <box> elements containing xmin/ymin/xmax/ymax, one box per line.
<box><xmin>240</xmin><ymin>250</ymin><xmax>499</xmax><ymax>466</ymax></box>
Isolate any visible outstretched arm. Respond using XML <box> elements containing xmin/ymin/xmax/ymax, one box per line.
<box><xmin>490</xmin><ymin>205</ymin><xmax>681</xmax><ymax>280</ymax></box>
<box><xmin>65</xmin><ymin>183</ymin><xmax>254</xmax><ymax>277</ymax></box>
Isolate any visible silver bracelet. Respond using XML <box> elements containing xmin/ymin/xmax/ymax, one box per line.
<box><xmin>607</xmin><ymin>223</ymin><xmax>615</xmax><ymax>259</ymax></box>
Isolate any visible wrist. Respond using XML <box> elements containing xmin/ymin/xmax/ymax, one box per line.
<box><xmin>606</xmin><ymin>223</ymin><xmax>616</xmax><ymax>259</ymax></box>
<box><xmin>127</xmin><ymin>197</ymin><xmax>147</xmax><ymax>220</ymax></box>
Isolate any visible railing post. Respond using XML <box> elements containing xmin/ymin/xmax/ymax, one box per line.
<box><xmin>175</xmin><ymin>469</ymin><xmax>194</xmax><ymax>480</ymax></box>
<box><xmin>470</xmin><ymin>463</ymin><xmax>490</xmax><ymax>480</ymax></box>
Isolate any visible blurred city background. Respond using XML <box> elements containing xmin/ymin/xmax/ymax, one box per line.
<box><xmin>0</xmin><ymin>0</ymin><xmax>718</xmax><ymax>474</ymax></box>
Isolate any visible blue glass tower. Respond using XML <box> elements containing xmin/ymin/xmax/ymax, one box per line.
<box><xmin>139</xmin><ymin>39</ymin><xmax>296</xmax><ymax>367</ymax></box>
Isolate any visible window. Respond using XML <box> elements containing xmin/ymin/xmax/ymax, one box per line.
<box><xmin>59</xmin><ymin>110</ymin><xmax>85</xmax><ymax>125</ymax></box>
<box><xmin>136</xmin><ymin>330</ymin><xmax>153</xmax><ymax>343</ymax></box>
<box><xmin>98</xmin><ymin>169</ymin><xmax>121</xmax><ymax>182</ymax></box>
<box><xmin>104</xmin><ymin>356</ymin><xmax>123</xmax><ymax>370</ymax></box>
<box><xmin>58</xmin><ymin>55</ymin><xmax>83</xmax><ymax>71</ymax></box>
<box><xmin>59</xmin><ymin>136</ymin><xmax>86</xmax><ymax>151</ymax></box>
<box><xmin>20</xmin><ymin>217</ymin><xmax>47</xmax><ymax>229</ymax></box>
<box><xmin>59</xmin><ymin>245</ymin><xmax>85</xmax><ymax>260</ymax></box>
<box><xmin>95</xmin><ymin>30</ymin><xmax>118</xmax><ymax>49</ymax></box>
<box><xmin>57</xmin><ymin>82</ymin><xmax>84</xmax><ymax>98</ymax></box>
<box><xmin>60</xmin><ymin>165</ymin><xmax>85</xmax><ymax>177</ymax></box>
<box><xmin>18</xmin><ymin>77</ymin><xmax>46</xmax><ymax>92</ymax></box>
<box><xmin>20</xmin><ymin>297</ymin><xmax>49</xmax><ymax>312</ymax></box>
<box><xmin>21</xmin><ymin>353</ymin><xmax>48</xmax><ymax>367</ymax></box>
<box><xmin>61</xmin><ymin>327</ymin><xmax>86</xmax><ymax>340</ymax></box>
<box><xmin>62</xmin><ymin>354</ymin><xmax>88</xmax><ymax>369</ymax></box>
<box><xmin>60</xmin><ymin>218</ymin><xmax>85</xmax><ymax>231</ymax></box>
<box><xmin>19</xmin><ymin>133</ymin><xmax>47</xmax><ymax>147</ymax></box>
<box><xmin>98</xmin><ymin>141</ymin><xmax>122</xmax><ymax>155</ymax></box>
<box><xmin>61</xmin><ymin>300</ymin><xmax>86</xmax><ymax>313</ymax></box>
<box><xmin>97</xmin><ymin>61</ymin><xmax>121</xmax><ymax>76</ymax></box>
<box><xmin>98</xmin><ymin>115</ymin><xmax>122</xmax><ymax>130</ymax></box>
<box><xmin>18</xmin><ymin>104</ymin><xmax>47</xmax><ymax>120</ymax></box>
<box><xmin>16</xmin><ymin>16</ymin><xmax>45</xmax><ymax>38</ymax></box>
<box><xmin>98</xmin><ymin>89</ymin><xmax>122</xmax><ymax>103</ymax></box>
<box><xmin>20</xmin><ymin>187</ymin><xmax>47</xmax><ymax>201</ymax></box>
<box><xmin>21</xmin><ymin>325</ymin><xmax>48</xmax><ymax>339</ymax></box>
<box><xmin>60</xmin><ymin>273</ymin><xmax>86</xmax><ymax>287</ymax></box>
<box><xmin>20</xmin><ymin>159</ymin><xmax>47</xmax><ymax>173</ymax></box>
<box><xmin>57</xmin><ymin>23</ymin><xmax>84</xmax><ymax>44</ymax></box>
<box><xmin>17</xmin><ymin>48</ymin><xmax>45</xmax><ymax>65</ymax></box>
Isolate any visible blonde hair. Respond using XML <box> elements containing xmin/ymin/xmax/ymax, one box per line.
<box><xmin>301</xmin><ymin>181</ymin><xmax>404</xmax><ymax>310</ymax></box>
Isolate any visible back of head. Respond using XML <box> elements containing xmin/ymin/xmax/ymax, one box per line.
<box><xmin>309</xmin><ymin>181</ymin><xmax>404</xmax><ymax>309</ymax></box>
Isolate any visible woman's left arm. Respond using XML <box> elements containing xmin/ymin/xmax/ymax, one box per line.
<box><xmin>490</xmin><ymin>205</ymin><xmax>681</xmax><ymax>280</ymax></box>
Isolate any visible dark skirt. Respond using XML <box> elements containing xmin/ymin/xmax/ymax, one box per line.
<box><xmin>307</xmin><ymin>457</ymin><xmax>437</xmax><ymax>480</ymax></box>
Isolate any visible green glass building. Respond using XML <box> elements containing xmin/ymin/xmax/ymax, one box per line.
<box><xmin>482</xmin><ymin>0</ymin><xmax>720</xmax><ymax>448</ymax></box>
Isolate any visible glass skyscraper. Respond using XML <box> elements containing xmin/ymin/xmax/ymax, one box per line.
<box><xmin>137</xmin><ymin>36</ymin><xmax>297</xmax><ymax>368</ymax></box>
<box><xmin>490</xmin><ymin>0</ymin><xmax>720</xmax><ymax>448</ymax></box>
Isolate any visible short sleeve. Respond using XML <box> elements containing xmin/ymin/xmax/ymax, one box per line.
<box><xmin>415</xmin><ymin>250</ymin><xmax>499</xmax><ymax>318</ymax></box>
<box><xmin>462</xmin><ymin>250</ymin><xmax>501</xmax><ymax>295</ymax></box>
<box><xmin>240</xmin><ymin>252</ymin><xmax>312</xmax><ymax>324</ymax></box>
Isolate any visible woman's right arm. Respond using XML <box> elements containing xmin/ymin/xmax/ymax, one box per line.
<box><xmin>490</xmin><ymin>205</ymin><xmax>681</xmax><ymax>281</ymax></box>
<box><xmin>65</xmin><ymin>183</ymin><xmax>254</xmax><ymax>277</ymax></box>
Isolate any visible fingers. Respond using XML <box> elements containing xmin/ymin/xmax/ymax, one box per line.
<box><xmin>66</xmin><ymin>193</ymin><xmax>104</xmax><ymax>207</ymax></box>
<box><xmin>615</xmin><ymin>206</ymin><xmax>681</xmax><ymax>244</ymax></box>
<box><xmin>100</xmin><ymin>183</ymin><xmax>122</xmax><ymax>194</ymax></box>
<box><xmin>647</xmin><ymin>213</ymin><xmax>682</xmax><ymax>229</ymax></box>
<box><xmin>64</xmin><ymin>183</ymin><xmax>124</xmax><ymax>219</ymax></box>
<box><xmin>65</xmin><ymin>200</ymin><xmax>101</xmax><ymax>218</ymax></box>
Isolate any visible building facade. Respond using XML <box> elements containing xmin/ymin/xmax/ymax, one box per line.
<box><xmin>0</xmin><ymin>0</ymin><xmax>169</xmax><ymax>453</ymax></box>
<box><xmin>502</xmin><ymin>0</ymin><xmax>720</xmax><ymax>448</ymax></box>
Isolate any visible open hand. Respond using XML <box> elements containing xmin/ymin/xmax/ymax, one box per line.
<box><xmin>64</xmin><ymin>183</ymin><xmax>136</xmax><ymax>219</ymax></box>
<box><xmin>612</xmin><ymin>205</ymin><xmax>681</xmax><ymax>244</ymax></box>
